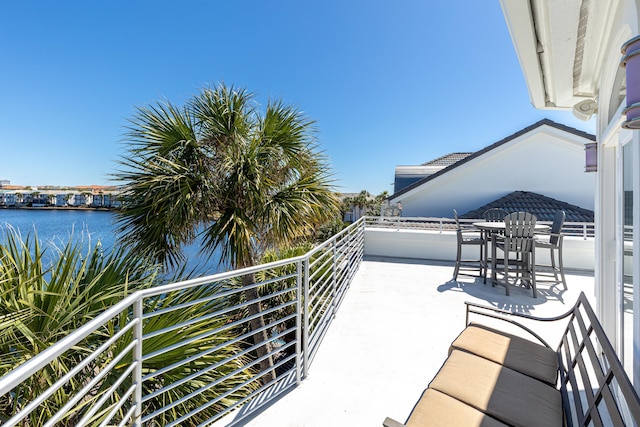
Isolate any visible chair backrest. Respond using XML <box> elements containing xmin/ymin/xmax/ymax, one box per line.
<box><xmin>504</xmin><ymin>211</ymin><xmax>537</xmax><ymax>238</ymax></box>
<box><xmin>550</xmin><ymin>210</ymin><xmax>566</xmax><ymax>245</ymax></box>
<box><xmin>483</xmin><ymin>208</ymin><xmax>509</xmax><ymax>222</ymax></box>
<box><xmin>453</xmin><ymin>209</ymin><xmax>461</xmax><ymax>231</ymax></box>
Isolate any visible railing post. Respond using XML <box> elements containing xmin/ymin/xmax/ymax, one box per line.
<box><xmin>440</xmin><ymin>218</ymin><xmax>444</xmax><ymax>233</ymax></box>
<box><xmin>132</xmin><ymin>298</ymin><xmax>143</xmax><ymax>427</ymax></box>
<box><xmin>583</xmin><ymin>224</ymin><xmax>588</xmax><ymax>240</ymax></box>
<box><xmin>361</xmin><ymin>217</ymin><xmax>366</xmax><ymax>262</ymax></box>
<box><xmin>303</xmin><ymin>256</ymin><xmax>310</xmax><ymax>379</ymax></box>
<box><xmin>332</xmin><ymin>237</ymin><xmax>337</xmax><ymax>318</ymax></box>
<box><xmin>295</xmin><ymin>260</ymin><xmax>302</xmax><ymax>385</ymax></box>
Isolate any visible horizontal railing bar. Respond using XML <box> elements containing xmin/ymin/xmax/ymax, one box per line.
<box><xmin>308</xmin><ymin>311</ymin><xmax>333</xmax><ymax>362</ymax></box>
<box><xmin>144</xmin><ymin>335</ymin><xmax>289</xmax><ymax>423</ymax></box>
<box><xmin>309</xmin><ymin>268</ymin><xmax>332</xmax><ymax>293</ymax></box>
<box><xmin>309</xmin><ymin>282</ymin><xmax>332</xmax><ymax>308</ymax></box>
<box><xmin>308</xmin><ymin>248</ymin><xmax>332</xmax><ymax>269</ymax></box>
<box><xmin>309</xmin><ymin>256</ymin><xmax>333</xmax><ymax>282</ymax></box>
<box><xmin>143</xmin><ymin>273</ymin><xmax>295</xmax><ymax>321</ymax></box>
<box><xmin>253</xmin><ymin>272</ymin><xmax>298</xmax><ymax>288</ymax></box>
<box><xmin>144</xmin><ymin>324</ymin><xmax>296</xmax><ymax>403</ymax></box>
<box><xmin>309</xmin><ymin>281</ymin><xmax>334</xmax><ymax>318</ymax></box>
<box><xmin>44</xmin><ymin>345</ymin><xmax>137</xmax><ymax>427</ymax></box>
<box><xmin>0</xmin><ymin>300</ymin><xmax>136</xmax><ymax>397</ymax></box>
<box><xmin>1</xmin><ymin>318</ymin><xmax>138</xmax><ymax>425</ymax></box>
<box><xmin>6</xmin><ymin>339</ymin><xmax>138</xmax><ymax>427</ymax></box>
<box><xmin>165</xmin><ymin>351</ymin><xmax>298</xmax><ymax>427</ymax></box>
<box><xmin>76</xmin><ymin>362</ymin><xmax>138</xmax><ymax>427</ymax></box>
<box><xmin>364</xmin><ymin>216</ymin><xmax>595</xmax><ymax>237</ymax></box>
<box><xmin>309</xmin><ymin>297</ymin><xmax>331</xmax><ymax>325</ymax></box>
<box><xmin>142</xmin><ymin>301</ymin><xmax>295</xmax><ymax>362</ymax></box>
<box><xmin>43</xmin><ymin>354</ymin><xmax>137</xmax><ymax>427</ymax></box>
<box><xmin>117</xmin><ymin>404</ymin><xmax>137</xmax><ymax>427</ymax></box>
<box><xmin>194</xmin><ymin>367</ymin><xmax>298</xmax><ymax>427</ymax></box>
<box><xmin>143</xmin><ymin>312</ymin><xmax>296</xmax><ymax>383</ymax></box>
<box><xmin>143</xmin><ymin>284</ymin><xmax>233</xmax><ymax>320</ymax></box>
<box><xmin>137</xmin><ymin>237</ymin><xmax>336</xmax><ymax>300</ymax></box>
<box><xmin>143</xmin><ymin>285</ymin><xmax>296</xmax><ymax>340</ymax></box>
<box><xmin>144</xmin><ymin>312</ymin><xmax>297</xmax><ymax>383</ymax></box>
<box><xmin>308</xmin><ymin>256</ymin><xmax>332</xmax><ymax>280</ymax></box>
<box><xmin>96</xmin><ymin>382</ymin><xmax>136</xmax><ymax>427</ymax></box>
<box><xmin>309</xmin><ymin>302</ymin><xmax>333</xmax><ymax>336</ymax></box>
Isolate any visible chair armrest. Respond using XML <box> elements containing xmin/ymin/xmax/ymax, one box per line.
<box><xmin>534</xmin><ymin>232</ymin><xmax>563</xmax><ymax>245</ymax></box>
<box><xmin>464</xmin><ymin>299</ymin><xmax>578</xmax><ymax>349</ymax></box>
<box><xmin>459</xmin><ymin>228</ymin><xmax>483</xmax><ymax>236</ymax></box>
<box><xmin>465</xmin><ymin>300</ymin><xmax>573</xmax><ymax>322</ymax></box>
<box><xmin>534</xmin><ymin>231</ymin><xmax>562</xmax><ymax>237</ymax></box>
<box><xmin>383</xmin><ymin>417</ymin><xmax>406</xmax><ymax>427</ymax></box>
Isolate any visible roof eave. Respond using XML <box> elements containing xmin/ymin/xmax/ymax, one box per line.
<box><xmin>499</xmin><ymin>0</ymin><xmax>549</xmax><ymax>109</ymax></box>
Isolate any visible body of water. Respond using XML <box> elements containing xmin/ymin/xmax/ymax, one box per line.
<box><xmin>0</xmin><ymin>209</ymin><xmax>226</xmax><ymax>276</ymax></box>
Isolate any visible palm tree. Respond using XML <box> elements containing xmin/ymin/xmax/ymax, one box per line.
<box><xmin>0</xmin><ymin>228</ymin><xmax>257</xmax><ymax>426</ymax></box>
<box><xmin>115</xmin><ymin>83</ymin><xmax>340</xmax><ymax>383</ymax></box>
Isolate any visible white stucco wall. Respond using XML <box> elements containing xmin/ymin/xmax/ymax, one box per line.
<box><xmin>364</xmin><ymin>228</ymin><xmax>595</xmax><ymax>271</ymax></box>
<box><xmin>391</xmin><ymin>125</ymin><xmax>595</xmax><ymax>218</ymax></box>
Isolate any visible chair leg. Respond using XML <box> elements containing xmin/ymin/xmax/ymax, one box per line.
<box><xmin>530</xmin><ymin>250</ymin><xmax>537</xmax><ymax>298</ymax></box>
<box><xmin>483</xmin><ymin>240</ymin><xmax>489</xmax><ymax>280</ymax></box>
<box><xmin>453</xmin><ymin>239</ymin><xmax>461</xmax><ymax>280</ymax></box>
<box><xmin>503</xmin><ymin>256</ymin><xmax>510</xmax><ymax>296</ymax></box>
<box><xmin>482</xmin><ymin>232</ymin><xmax>489</xmax><ymax>284</ymax></box>
<box><xmin>558</xmin><ymin>246</ymin><xmax>567</xmax><ymax>290</ymax></box>
<box><xmin>491</xmin><ymin>240</ymin><xmax>497</xmax><ymax>287</ymax></box>
<box><xmin>549</xmin><ymin>247</ymin><xmax>560</xmax><ymax>283</ymax></box>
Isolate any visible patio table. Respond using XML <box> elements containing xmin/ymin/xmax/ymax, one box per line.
<box><xmin>472</xmin><ymin>221</ymin><xmax>550</xmax><ymax>286</ymax></box>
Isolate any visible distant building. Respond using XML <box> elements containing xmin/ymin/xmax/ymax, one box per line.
<box><xmin>394</xmin><ymin>153</ymin><xmax>472</xmax><ymax>193</ymax></box>
<box><xmin>388</xmin><ymin>119</ymin><xmax>595</xmax><ymax>218</ymax></box>
<box><xmin>0</xmin><ymin>185</ymin><xmax>121</xmax><ymax>208</ymax></box>
<box><xmin>0</xmin><ymin>191</ymin><xmax>16</xmax><ymax>206</ymax></box>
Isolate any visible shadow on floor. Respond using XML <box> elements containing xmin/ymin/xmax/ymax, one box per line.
<box><xmin>436</xmin><ymin>275</ymin><xmax>569</xmax><ymax>314</ymax></box>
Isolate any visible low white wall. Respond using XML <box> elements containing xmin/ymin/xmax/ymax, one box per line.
<box><xmin>364</xmin><ymin>228</ymin><xmax>595</xmax><ymax>271</ymax></box>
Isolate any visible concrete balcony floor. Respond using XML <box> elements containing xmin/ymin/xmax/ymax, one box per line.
<box><xmin>239</xmin><ymin>257</ymin><xmax>595</xmax><ymax>427</ymax></box>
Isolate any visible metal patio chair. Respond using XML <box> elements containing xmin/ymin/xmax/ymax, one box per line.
<box><xmin>483</xmin><ymin>208</ymin><xmax>509</xmax><ymax>222</ymax></box>
<box><xmin>534</xmin><ymin>210</ymin><xmax>567</xmax><ymax>290</ymax></box>
<box><xmin>452</xmin><ymin>209</ymin><xmax>485</xmax><ymax>280</ymax></box>
<box><xmin>481</xmin><ymin>208</ymin><xmax>508</xmax><ymax>283</ymax></box>
<box><xmin>492</xmin><ymin>212</ymin><xmax>538</xmax><ymax>297</ymax></box>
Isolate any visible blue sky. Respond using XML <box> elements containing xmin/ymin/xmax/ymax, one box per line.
<box><xmin>0</xmin><ymin>1</ymin><xmax>595</xmax><ymax>194</ymax></box>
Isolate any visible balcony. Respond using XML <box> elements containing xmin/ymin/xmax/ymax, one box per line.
<box><xmin>234</xmin><ymin>257</ymin><xmax>594</xmax><ymax>426</ymax></box>
<box><xmin>0</xmin><ymin>217</ymin><xmax>595</xmax><ymax>427</ymax></box>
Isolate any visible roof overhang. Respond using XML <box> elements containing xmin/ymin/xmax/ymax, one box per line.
<box><xmin>499</xmin><ymin>0</ymin><xmax>609</xmax><ymax>110</ymax></box>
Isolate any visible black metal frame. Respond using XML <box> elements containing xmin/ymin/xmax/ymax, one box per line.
<box><xmin>465</xmin><ymin>292</ymin><xmax>640</xmax><ymax>426</ymax></box>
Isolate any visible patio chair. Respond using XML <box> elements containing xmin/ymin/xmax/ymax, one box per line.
<box><xmin>534</xmin><ymin>210</ymin><xmax>567</xmax><ymax>290</ymax></box>
<box><xmin>483</xmin><ymin>208</ymin><xmax>509</xmax><ymax>222</ymax></box>
<box><xmin>492</xmin><ymin>212</ymin><xmax>537</xmax><ymax>297</ymax></box>
<box><xmin>481</xmin><ymin>208</ymin><xmax>508</xmax><ymax>284</ymax></box>
<box><xmin>452</xmin><ymin>209</ymin><xmax>485</xmax><ymax>281</ymax></box>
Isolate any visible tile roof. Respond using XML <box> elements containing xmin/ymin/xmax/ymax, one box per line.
<box><xmin>389</xmin><ymin>119</ymin><xmax>596</xmax><ymax>200</ymax></box>
<box><xmin>459</xmin><ymin>191</ymin><xmax>594</xmax><ymax>222</ymax></box>
<box><xmin>421</xmin><ymin>152</ymin><xmax>473</xmax><ymax>167</ymax></box>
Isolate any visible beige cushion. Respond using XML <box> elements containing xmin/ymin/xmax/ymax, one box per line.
<box><xmin>429</xmin><ymin>350</ymin><xmax>563</xmax><ymax>427</ymax></box>
<box><xmin>450</xmin><ymin>322</ymin><xmax>558</xmax><ymax>385</ymax></box>
<box><xmin>406</xmin><ymin>388</ymin><xmax>508</xmax><ymax>427</ymax></box>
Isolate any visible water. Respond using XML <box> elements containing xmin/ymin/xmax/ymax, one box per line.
<box><xmin>0</xmin><ymin>209</ymin><xmax>117</xmax><ymax>248</ymax></box>
<box><xmin>0</xmin><ymin>209</ymin><xmax>227</xmax><ymax>276</ymax></box>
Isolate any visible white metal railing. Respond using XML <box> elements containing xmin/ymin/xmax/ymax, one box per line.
<box><xmin>365</xmin><ymin>216</ymin><xmax>595</xmax><ymax>239</ymax></box>
<box><xmin>0</xmin><ymin>218</ymin><xmax>365</xmax><ymax>427</ymax></box>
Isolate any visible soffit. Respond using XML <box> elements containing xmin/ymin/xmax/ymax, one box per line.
<box><xmin>502</xmin><ymin>0</ymin><xmax>611</xmax><ymax>109</ymax></box>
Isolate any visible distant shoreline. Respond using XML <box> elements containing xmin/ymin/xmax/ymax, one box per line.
<box><xmin>0</xmin><ymin>206</ymin><xmax>117</xmax><ymax>212</ymax></box>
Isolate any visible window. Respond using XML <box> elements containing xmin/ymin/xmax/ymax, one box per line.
<box><xmin>621</xmin><ymin>141</ymin><xmax>634</xmax><ymax>383</ymax></box>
